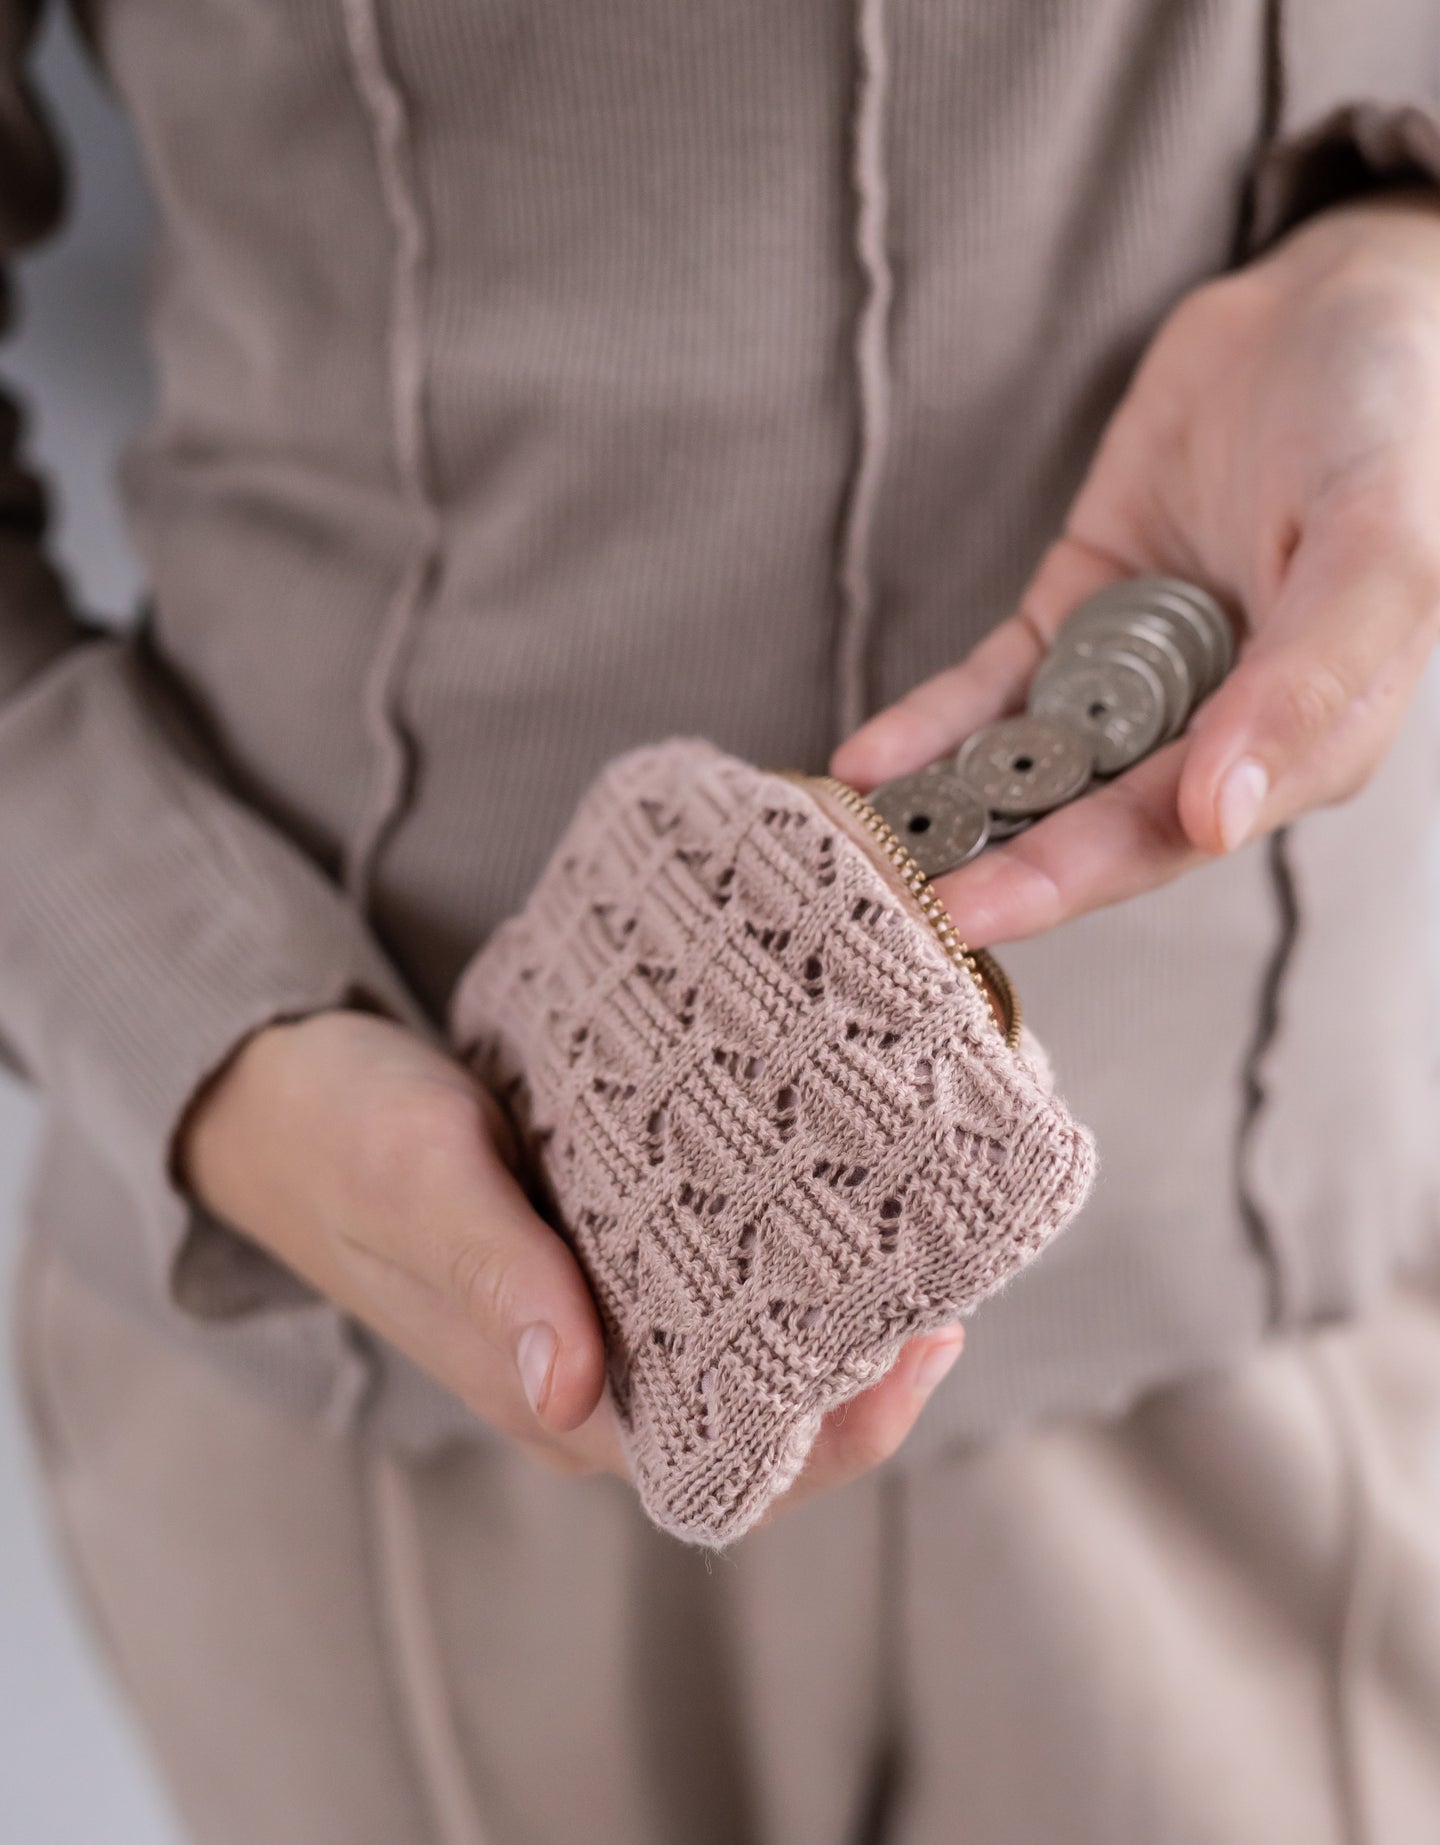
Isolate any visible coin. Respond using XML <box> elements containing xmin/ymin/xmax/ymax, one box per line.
<box><xmin>956</xmin><ymin>716</ymin><xmax>1094</xmax><ymax>817</ymax></box>
<box><xmin>1153</xmin><ymin>577</ymin><xmax>1236</xmax><ymax>685</ymax></box>
<box><xmin>1030</xmin><ymin>652</ymin><xmax>1167</xmax><ymax>774</ymax></box>
<box><xmin>1042</xmin><ymin>614</ymin><xmax>1193</xmax><ymax>740</ymax></box>
<box><xmin>868</xmin><ymin>763</ymin><xmax>990</xmax><ymax>877</ymax></box>
<box><xmin>1086</xmin><ymin>577</ymin><xmax>1233</xmax><ymax>696</ymax></box>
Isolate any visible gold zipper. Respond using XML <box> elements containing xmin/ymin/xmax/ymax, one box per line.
<box><xmin>782</xmin><ymin>772</ymin><xmax>1023</xmax><ymax>1050</ymax></box>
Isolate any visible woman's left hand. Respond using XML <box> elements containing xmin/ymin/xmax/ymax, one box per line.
<box><xmin>832</xmin><ymin>193</ymin><xmax>1440</xmax><ymax>943</ymax></box>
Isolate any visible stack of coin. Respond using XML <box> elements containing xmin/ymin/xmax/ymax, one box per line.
<box><xmin>867</xmin><ymin>577</ymin><xmax>1235</xmax><ymax>878</ymax></box>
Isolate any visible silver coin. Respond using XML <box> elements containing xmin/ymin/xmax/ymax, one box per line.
<box><xmin>1150</xmin><ymin>577</ymin><xmax>1236</xmax><ymax>684</ymax></box>
<box><xmin>1111</xmin><ymin>578</ymin><xmax>1235</xmax><ymax>693</ymax></box>
<box><xmin>985</xmin><ymin>811</ymin><xmax>1035</xmax><ymax>841</ymax></box>
<box><xmin>955</xmin><ymin>716</ymin><xmax>1094</xmax><ymax>817</ymax></box>
<box><xmin>1043</xmin><ymin>614</ymin><xmax>1192</xmax><ymax>740</ymax></box>
<box><xmin>1030</xmin><ymin>652</ymin><xmax>1167</xmax><ymax>775</ymax></box>
<box><xmin>869</xmin><ymin>764</ymin><xmax>991</xmax><ymax>876</ymax></box>
<box><xmin>1067</xmin><ymin>578</ymin><xmax>1234</xmax><ymax>700</ymax></box>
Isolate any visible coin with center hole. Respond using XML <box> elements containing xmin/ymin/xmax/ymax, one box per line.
<box><xmin>1030</xmin><ymin>653</ymin><xmax>1167</xmax><ymax>774</ymax></box>
<box><xmin>867</xmin><ymin>764</ymin><xmax>990</xmax><ymax>877</ymax></box>
<box><xmin>955</xmin><ymin>716</ymin><xmax>1094</xmax><ymax>817</ymax></box>
<box><xmin>1043</xmin><ymin>614</ymin><xmax>1193</xmax><ymax>740</ymax></box>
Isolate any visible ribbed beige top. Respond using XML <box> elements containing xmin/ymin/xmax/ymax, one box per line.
<box><xmin>0</xmin><ymin>0</ymin><xmax>1437</xmax><ymax>1453</ymax></box>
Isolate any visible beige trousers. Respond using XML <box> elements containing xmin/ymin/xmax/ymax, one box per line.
<box><xmin>14</xmin><ymin>1245</ymin><xmax>1440</xmax><ymax>1845</ymax></box>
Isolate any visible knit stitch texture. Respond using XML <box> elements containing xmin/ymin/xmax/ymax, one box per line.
<box><xmin>451</xmin><ymin>740</ymin><xmax>1097</xmax><ymax>1544</ymax></box>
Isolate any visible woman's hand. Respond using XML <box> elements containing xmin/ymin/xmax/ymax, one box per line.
<box><xmin>833</xmin><ymin>193</ymin><xmax>1440</xmax><ymax>942</ymax></box>
<box><xmin>178</xmin><ymin>1010</ymin><xmax>963</xmax><ymax>1507</ymax></box>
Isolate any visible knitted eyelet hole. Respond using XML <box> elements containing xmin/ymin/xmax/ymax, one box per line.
<box><xmin>696</xmin><ymin>1366</ymin><xmax>718</xmax><ymax>1441</ymax></box>
<box><xmin>774</xmin><ymin>1083</ymin><xmax>799</xmax><ymax>1139</ymax></box>
<box><xmin>802</xmin><ymin>952</ymin><xmax>824</xmax><ymax>1000</ymax></box>
<box><xmin>744</xmin><ymin>921</ymin><xmax>791</xmax><ymax>953</ymax></box>
<box><xmin>589</xmin><ymin>900</ymin><xmax>637</xmax><ymax>951</ymax></box>
<box><xmin>812</xmin><ymin>1158</ymin><xmax>868</xmax><ymax>1191</ymax></box>
<box><xmin>816</xmin><ymin>834</ymin><xmax>837</xmax><ymax>886</ymax></box>
<box><xmin>713</xmin><ymin>865</ymin><xmax>735</xmax><ymax>906</ymax></box>
<box><xmin>914</xmin><ymin>1058</ymin><xmax>935</xmax><ymax>1109</ymax></box>
<box><xmin>878</xmin><ymin>1193</ymin><xmax>904</xmax><ymax>1255</ymax></box>
<box><xmin>638</xmin><ymin>796</ymin><xmax>679</xmax><ymax>837</ymax></box>
<box><xmin>734</xmin><ymin>1220</ymin><xmax>758</xmax><ymax>1283</ymax></box>
<box><xmin>645</xmin><ymin>1104</ymin><xmax>669</xmax><ymax>1166</ymax></box>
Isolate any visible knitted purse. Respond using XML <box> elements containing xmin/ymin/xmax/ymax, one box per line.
<box><xmin>449</xmin><ymin>739</ymin><xmax>1095</xmax><ymax>1545</ymax></box>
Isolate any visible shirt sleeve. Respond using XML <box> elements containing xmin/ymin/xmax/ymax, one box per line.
<box><xmin>0</xmin><ymin>4</ymin><xmax>430</xmax><ymax>1320</ymax></box>
<box><xmin>1245</xmin><ymin>2</ymin><xmax>1440</xmax><ymax>256</ymax></box>
<box><xmin>1249</xmin><ymin>101</ymin><xmax>1440</xmax><ymax>251</ymax></box>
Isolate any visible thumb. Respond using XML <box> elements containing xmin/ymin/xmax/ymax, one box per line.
<box><xmin>1177</xmin><ymin>524</ymin><xmax>1430</xmax><ymax>853</ymax></box>
<box><xmin>386</xmin><ymin>1086</ymin><xmax>610</xmax><ymax>1434</ymax></box>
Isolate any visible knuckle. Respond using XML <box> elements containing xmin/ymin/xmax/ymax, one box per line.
<box><xmin>447</xmin><ymin>1232</ymin><xmax>515</xmax><ymax>1332</ymax></box>
<box><xmin>1276</xmin><ymin>658</ymin><xmax>1350</xmax><ymax>743</ymax></box>
<box><xmin>356</xmin><ymin>1081</ymin><xmax>479</xmax><ymax>1205</ymax></box>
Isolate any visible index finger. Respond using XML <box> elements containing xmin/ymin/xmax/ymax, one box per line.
<box><xmin>830</xmin><ymin>540</ymin><xmax>1133</xmax><ymax>789</ymax></box>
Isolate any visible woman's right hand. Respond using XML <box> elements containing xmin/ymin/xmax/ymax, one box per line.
<box><xmin>177</xmin><ymin>1009</ymin><xmax>964</xmax><ymax>1508</ymax></box>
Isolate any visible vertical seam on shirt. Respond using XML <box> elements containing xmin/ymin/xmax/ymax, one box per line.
<box><xmin>1234</xmin><ymin>826</ymin><xmax>1300</xmax><ymax>1324</ymax></box>
<box><xmin>833</xmin><ymin>0</ymin><xmax>895</xmax><ymax>745</ymax></box>
<box><xmin>1309</xmin><ymin>1341</ymin><xmax>1389</xmax><ymax>1845</ymax></box>
<box><xmin>339</xmin><ymin>0</ymin><xmax>443</xmax><ymax>907</ymax></box>
<box><xmin>1232</xmin><ymin>0</ymin><xmax>1287</xmax><ymax>261</ymax></box>
<box><xmin>366</xmin><ymin>1446</ymin><xmax>494</xmax><ymax>1845</ymax></box>
<box><xmin>853</xmin><ymin>1467</ymin><xmax>906</xmax><ymax>1845</ymax></box>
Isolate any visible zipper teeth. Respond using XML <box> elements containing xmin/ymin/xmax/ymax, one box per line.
<box><xmin>793</xmin><ymin>774</ymin><xmax>1022</xmax><ymax>1050</ymax></box>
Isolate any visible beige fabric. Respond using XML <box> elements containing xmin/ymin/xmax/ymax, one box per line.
<box><xmin>452</xmin><ymin>739</ymin><xmax>1095</xmax><ymax>1543</ymax></box>
<box><xmin>16</xmin><ymin>1241</ymin><xmax>1440</xmax><ymax>1845</ymax></box>
<box><xmin>0</xmin><ymin>1</ymin><xmax>1436</xmax><ymax>1456</ymax></box>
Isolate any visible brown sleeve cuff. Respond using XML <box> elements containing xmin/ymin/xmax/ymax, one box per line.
<box><xmin>1247</xmin><ymin>100</ymin><xmax>1440</xmax><ymax>255</ymax></box>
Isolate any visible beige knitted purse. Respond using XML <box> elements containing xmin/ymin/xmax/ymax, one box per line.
<box><xmin>450</xmin><ymin>739</ymin><xmax>1095</xmax><ymax>1545</ymax></box>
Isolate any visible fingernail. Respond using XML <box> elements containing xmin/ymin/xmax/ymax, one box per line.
<box><xmin>913</xmin><ymin>1332</ymin><xmax>965</xmax><ymax>1395</ymax></box>
<box><xmin>517</xmin><ymin>1322</ymin><xmax>557</xmax><ymax>1417</ymax></box>
<box><xmin>1217</xmin><ymin>757</ymin><xmax>1268</xmax><ymax>852</ymax></box>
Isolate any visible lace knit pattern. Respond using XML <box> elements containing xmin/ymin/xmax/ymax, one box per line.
<box><xmin>451</xmin><ymin>740</ymin><xmax>1096</xmax><ymax>1545</ymax></box>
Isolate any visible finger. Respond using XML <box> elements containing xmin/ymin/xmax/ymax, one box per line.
<box><xmin>1179</xmin><ymin>510</ymin><xmax>1440</xmax><ymax>853</ymax></box>
<box><xmin>829</xmin><ymin>620</ymin><xmax>1040</xmax><ymax>789</ymax></box>
<box><xmin>830</xmin><ymin>538</ymin><xmax>1130</xmax><ymax>789</ymax></box>
<box><xmin>1295</xmin><ymin>617</ymin><xmax>1438</xmax><ymax>807</ymax></box>
<box><xmin>928</xmin><ymin>739</ymin><xmax>1201</xmax><ymax>943</ymax></box>
<box><xmin>766</xmin><ymin>1328</ymin><xmax>964</xmax><ymax>1521</ymax></box>
<box><xmin>346</xmin><ymin>1085</ymin><xmax>610</xmax><ymax>1434</ymax></box>
<box><xmin>1205</xmin><ymin>613</ymin><xmax>1437</xmax><ymax>835</ymax></box>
